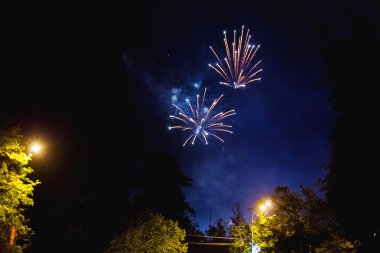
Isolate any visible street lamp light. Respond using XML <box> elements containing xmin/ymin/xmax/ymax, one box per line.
<box><xmin>31</xmin><ymin>144</ymin><xmax>41</xmax><ymax>153</ymax></box>
<box><xmin>259</xmin><ymin>199</ymin><xmax>272</xmax><ymax>212</ymax></box>
<box><xmin>28</xmin><ymin>143</ymin><xmax>42</xmax><ymax>157</ymax></box>
<box><xmin>250</xmin><ymin>199</ymin><xmax>273</xmax><ymax>252</ymax></box>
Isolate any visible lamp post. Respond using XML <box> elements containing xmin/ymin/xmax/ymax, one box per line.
<box><xmin>250</xmin><ymin>209</ymin><xmax>255</xmax><ymax>253</ymax></box>
<box><xmin>249</xmin><ymin>199</ymin><xmax>273</xmax><ymax>252</ymax></box>
<box><xmin>249</xmin><ymin>209</ymin><xmax>260</xmax><ymax>253</ymax></box>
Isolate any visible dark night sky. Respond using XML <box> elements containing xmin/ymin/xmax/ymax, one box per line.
<box><xmin>2</xmin><ymin>1</ymin><xmax>379</xmax><ymax>252</ymax></box>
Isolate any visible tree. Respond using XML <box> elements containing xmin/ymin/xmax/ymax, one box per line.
<box><xmin>133</xmin><ymin>151</ymin><xmax>195</xmax><ymax>232</ymax></box>
<box><xmin>252</xmin><ymin>186</ymin><xmax>358</xmax><ymax>252</ymax></box>
<box><xmin>229</xmin><ymin>203</ymin><xmax>250</xmax><ymax>253</ymax></box>
<box><xmin>104</xmin><ymin>210</ymin><xmax>188</xmax><ymax>253</ymax></box>
<box><xmin>0</xmin><ymin>127</ymin><xmax>41</xmax><ymax>252</ymax></box>
<box><xmin>206</xmin><ymin>218</ymin><xmax>228</xmax><ymax>240</ymax></box>
<box><xmin>322</xmin><ymin>16</ymin><xmax>380</xmax><ymax>251</ymax></box>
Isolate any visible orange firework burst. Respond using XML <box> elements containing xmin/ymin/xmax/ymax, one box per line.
<box><xmin>209</xmin><ymin>25</ymin><xmax>262</xmax><ymax>89</ymax></box>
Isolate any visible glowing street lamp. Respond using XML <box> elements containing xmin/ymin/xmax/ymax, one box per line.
<box><xmin>250</xmin><ymin>209</ymin><xmax>259</xmax><ymax>253</ymax></box>
<box><xmin>259</xmin><ymin>199</ymin><xmax>273</xmax><ymax>212</ymax></box>
<box><xmin>31</xmin><ymin>144</ymin><xmax>41</xmax><ymax>153</ymax></box>
<box><xmin>28</xmin><ymin>143</ymin><xmax>42</xmax><ymax>157</ymax></box>
<box><xmin>250</xmin><ymin>198</ymin><xmax>274</xmax><ymax>252</ymax></box>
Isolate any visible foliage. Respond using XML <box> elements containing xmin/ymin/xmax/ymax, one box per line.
<box><xmin>0</xmin><ymin>127</ymin><xmax>40</xmax><ymax>252</ymax></box>
<box><xmin>104</xmin><ymin>210</ymin><xmax>187</xmax><ymax>253</ymax></box>
<box><xmin>186</xmin><ymin>219</ymin><xmax>204</xmax><ymax>237</ymax></box>
<box><xmin>252</xmin><ymin>186</ymin><xmax>358</xmax><ymax>252</ymax></box>
<box><xmin>133</xmin><ymin>151</ymin><xmax>195</xmax><ymax>232</ymax></box>
<box><xmin>322</xmin><ymin>16</ymin><xmax>380</xmax><ymax>251</ymax></box>
<box><xmin>206</xmin><ymin>218</ymin><xmax>228</xmax><ymax>238</ymax></box>
<box><xmin>229</xmin><ymin>203</ymin><xmax>251</xmax><ymax>253</ymax></box>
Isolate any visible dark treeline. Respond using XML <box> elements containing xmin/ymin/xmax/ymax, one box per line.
<box><xmin>322</xmin><ymin>16</ymin><xmax>380</xmax><ymax>252</ymax></box>
<box><xmin>131</xmin><ymin>151</ymin><xmax>195</xmax><ymax>230</ymax></box>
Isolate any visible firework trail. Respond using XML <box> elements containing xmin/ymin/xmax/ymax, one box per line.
<box><xmin>209</xmin><ymin>25</ymin><xmax>262</xmax><ymax>89</ymax></box>
<box><xmin>169</xmin><ymin>88</ymin><xmax>236</xmax><ymax>146</ymax></box>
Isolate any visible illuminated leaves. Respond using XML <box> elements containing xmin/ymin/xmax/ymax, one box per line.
<box><xmin>251</xmin><ymin>186</ymin><xmax>359</xmax><ymax>252</ymax></box>
<box><xmin>0</xmin><ymin>127</ymin><xmax>40</xmax><ymax>250</ymax></box>
<box><xmin>104</xmin><ymin>210</ymin><xmax>188</xmax><ymax>253</ymax></box>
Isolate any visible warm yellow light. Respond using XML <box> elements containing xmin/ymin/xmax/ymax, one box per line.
<box><xmin>265</xmin><ymin>199</ymin><xmax>272</xmax><ymax>207</ymax></box>
<box><xmin>259</xmin><ymin>205</ymin><xmax>267</xmax><ymax>212</ymax></box>
<box><xmin>31</xmin><ymin>144</ymin><xmax>42</xmax><ymax>153</ymax></box>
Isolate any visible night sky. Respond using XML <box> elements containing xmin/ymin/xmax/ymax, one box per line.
<box><xmin>2</xmin><ymin>1</ymin><xmax>378</xmax><ymax>252</ymax></box>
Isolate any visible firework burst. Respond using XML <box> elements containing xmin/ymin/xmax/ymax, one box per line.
<box><xmin>169</xmin><ymin>88</ymin><xmax>236</xmax><ymax>146</ymax></box>
<box><xmin>209</xmin><ymin>25</ymin><xmax>262</xmax><ymax>89</ymax></box>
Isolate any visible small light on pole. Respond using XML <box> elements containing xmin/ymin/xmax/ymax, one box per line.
<box><xmin>250</xmin><ymin>198</ymin><xmax>274</xmax><ymax>252</ymax></box>
<box><xmin>249</xmin><ymin>208</ymin><xmax>255</xmax><ymax>253</ymax></box>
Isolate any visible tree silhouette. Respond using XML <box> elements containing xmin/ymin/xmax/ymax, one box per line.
<box><xmin>132</xmin><ymin>151</ymin><xmax>195</xmax><ymax>232</ymax></box>
<box><xmin>322</xmin><ymin>16</ymin><xmax>380</xmax><ymax>251</ymax></box>
<box><xmin>206</xmin><ymin>218</ymin><xmax>228</xmax><ymax>241</ymax></box>
<box><xmin>229</xmin><ymin>203</ymin><xmax>250</xmax><ymax>253</ymax></box>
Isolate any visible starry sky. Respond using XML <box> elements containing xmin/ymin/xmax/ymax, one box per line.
<box><xmin>3</xmin><ymin>1</ymin><xmax>377</xmax><ymax>251</ymax></box>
